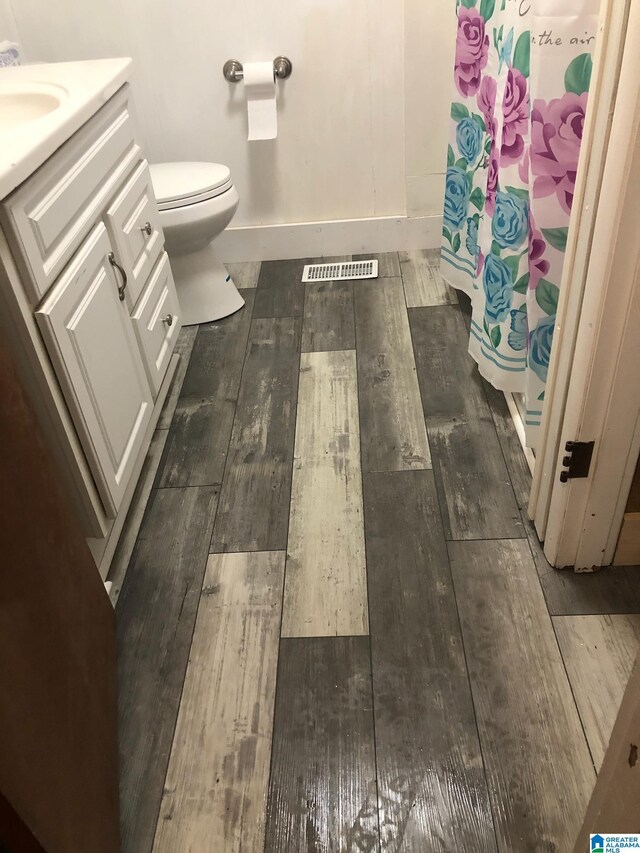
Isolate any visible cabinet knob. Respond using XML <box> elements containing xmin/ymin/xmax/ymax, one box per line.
<box><xmin>140</xmin><ymin>221</ymin><xmax>152</xmax><ymax>236</ymax></box>
<box><xmin>162</xmin><ymin>314</ymin><xmax>174</xmax><ymax>327</ymax></box>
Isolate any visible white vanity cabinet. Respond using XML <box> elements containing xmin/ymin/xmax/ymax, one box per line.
<box><xmin>0</xmin><ymin>80</ymin><xmax>182</xmax><ymax>576</ymax></box>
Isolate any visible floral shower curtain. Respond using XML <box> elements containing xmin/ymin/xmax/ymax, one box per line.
<box><xmin>440</xmin><ymin>0</ymin><xmax>600</xmax><ymax>449</ymax></box>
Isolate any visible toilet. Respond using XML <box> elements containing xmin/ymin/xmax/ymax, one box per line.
<box><xmin>149</xmin><ymin>161</ymin><xmax>244</xmax><ymax>325</ymax></box>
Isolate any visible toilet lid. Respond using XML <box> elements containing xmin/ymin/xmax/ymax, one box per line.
<box><xmin>150</xmin><ymin>162</ymin><xmax>232</xmax><ymax>208</ymax></box>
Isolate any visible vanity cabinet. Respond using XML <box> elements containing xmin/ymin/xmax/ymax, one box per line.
<box><xmin>0</xmin><ymin>82</ymin><xmax>182</xmax><ymax>576</ymax></box>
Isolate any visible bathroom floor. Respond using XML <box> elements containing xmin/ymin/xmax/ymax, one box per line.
<box><xmin>114</xmin><ymin>251</ymin><xmax>640</xmax><ymax>853</ymax></box>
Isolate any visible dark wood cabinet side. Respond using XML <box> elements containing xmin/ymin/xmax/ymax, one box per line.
<box><xmin>0</xmin><ymin>337</ymin><xmax>119</xmax><ymax>853</ymax></box>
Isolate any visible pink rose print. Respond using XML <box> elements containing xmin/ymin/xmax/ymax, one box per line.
<box><xmin>518</xmin><ymin>149</ymin><xmax>530</xmax><ymax>185</ymax></box>
<box><xmin>501</xmin><ymin>68</ymin><xmax>529</xmax><ymax>165</ymax></box>
<box><xmin>528</xmin><ymin>217</ymin><xmax>550</xmax><ymax>291</ymax></box>
<box><xmin>530</xmin><ymin>92</ymin><xmax>588</xmax><ymax>214</ymax></box>
<box><xmin>477</xmin><ymin>76</ymin><xmax>497</xmax><ymax>138</ymax></box>
<box><xmin>486</xmin><ymin>144</ymin><xmax>499</xmax><ymax>216</ymax></box>
<box><xmin>454</xmin><ymin>7</ymin><xmax>489</xmax><ymax>98</ymax></box>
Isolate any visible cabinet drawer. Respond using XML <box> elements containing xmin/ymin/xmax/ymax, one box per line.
<box><xmin>35</xmin><ymin>223</ymin><xmax>154</xmax><ymax>517</ymax></box>
<box><xmin>104</xmin><ymin>159</ymin><xmax>163</xmax><ymax>310</ymax></box>
<box><xmin>131</xmin><ymin>252</ymin><xmax>182</xmax><ymax>395</ymax></box>
<box><xmin>2</xmin><ymin>86</ymin><xmax>141</xmax><ymax>303</ymax></box>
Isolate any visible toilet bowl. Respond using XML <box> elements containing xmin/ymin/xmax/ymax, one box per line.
<box><xmin>150</xmin><ymin>161</ymin><xmax>244</xmax><ymax>325</ymax></box>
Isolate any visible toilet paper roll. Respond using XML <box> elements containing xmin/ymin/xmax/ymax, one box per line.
<box><xmin>243</xmin><ymin>61</ymin><xmax>277</xmax><ymax>141</ymax></box>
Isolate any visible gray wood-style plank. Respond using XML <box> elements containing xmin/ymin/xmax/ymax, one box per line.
<box><xmin>448</xmin><ymin>539</ymin><xmax>596</xmax><ymax>852</ymax></box>
<box><xmin>364</xmin><ymin>469</ymin><xmax>497</xmax><ymax>852</ymax></box>
<box><xmin>353</xmin><ymin>251</ymin><xmax>400</xmax><ymax>278</ymax></box>
<box><xmin>156</xmin><ymin>291</ymin><xmax>255</xmax><ymax>488</ymax></box>
<box><xmin>480</xmin><ymin>379</ymin><xmax>531</xmax><ymax>513</ymax></box>
<box><xmin>156</xmin><ymin>326</ymin><xmax>198</xmax><ymax>430</ymax></box>
<box><xmin>117</xmin><ymin>485</ymin><xmax>218</xmax><ymax>853</ymax></box>
<box><xmin>399</xmin><ymin>249</ymin><xmax>459</xmax><ymax>308</ymax></box>
<box><xmin>310</xmin><ymin>255</ymin><xmax>353</xmax><ymax>264</ymax></box>
<box><xmin>409</xmin><ymin>305</ymin><xmax>522</xmax><ymax>540</ymax></box>
<box><xmin>210</xmin><ymin>316</ymin><xmax>301</xmax><ymax>553</ymax></box>
<box><xmin>554</xmin><ymin>614</ymin><xmax>640</xmax><ymax>770</ymax></box>
<box><xmin>282</xmin><ymin>350</ymin><xmax>367</xmax><ymax>637</ymax></box>
<box><xmin>153</xmin><ymin>551</ymin><xmax>285</xmax><ymax>853</ymax></box>
<box><xmin>253</xmin><ymin>258</ymin><xmax>306</xmax><ymax>319</ymax></box>
<box><xmin>301</xmin><ymin>280</ymin><xmax>356</xmax><ymax>353</ymax></box>
<box><xmin>482</xmin><ymin>378</ymin><xmax>640</xmax><ymax>613</ymax></box>
<box><xmin>264</xmin><ymin>637</ymin><xmax>378</xmax><ymax>853</ymax></box>
<box><xmin>108</xmin><ymin>428</ymin><xmax>169</xmax><ymax>606</ymax></box>
<box><xmin>460</xmin><ymin>292</ymin><xmax>640</xmax><ymax>600</ymax></box>
<box><xmin>354</xmin><ymin>276</ymin><xmax>431</xmax><ymax>473</ymax></box>
<box><xmin>524</xmin><ymin>507</ymin><xmax>640</xmax><ymax>616</ymax></box>
<box><xmin>226</xmin><ymin>260</ymin><xmax>262</xmax><ymax>289</ymax></box>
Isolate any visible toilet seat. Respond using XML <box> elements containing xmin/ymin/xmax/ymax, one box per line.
<box><xmin>150</xmin><ymin>161</ymin><xmax>233</xmax><ymax>211</ymax></box>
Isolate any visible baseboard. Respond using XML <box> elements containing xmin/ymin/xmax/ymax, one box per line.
<box><xmin>217</xmin><ymin>214</ymin><xmax>443</xmax><ymax>262</ymax></box>
<box><xmin>504</xmin><ymin>391</ymin><xmax>536</xmax><ymax>476</ymax></box>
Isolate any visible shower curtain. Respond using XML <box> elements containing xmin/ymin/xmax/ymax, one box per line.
<box><xmin>440</xmin><ymin>0</ymin><xmax>600</xmax><ymax>449</ymax></box>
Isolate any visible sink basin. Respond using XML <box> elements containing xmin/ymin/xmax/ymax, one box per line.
<box><xmin>0</xmin><ymin>83</ymin><xmax>67</xmax><ymax>132</ymax></box>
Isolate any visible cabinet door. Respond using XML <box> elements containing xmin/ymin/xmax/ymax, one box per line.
<box><xmin>104</xmin><ymin>159</ymin><xmax>163</xmax><ymax>311</ymax></box>
<box><xmin>36</xmin><ymin>223</ymin><xmax>153</xmax><ymax>517</ymax></box>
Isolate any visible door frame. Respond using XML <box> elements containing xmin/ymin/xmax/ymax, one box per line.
<box><xmin>529</xmin><ymin>0</ymin><xmax>640</xmax><ymax>570</ymax></box>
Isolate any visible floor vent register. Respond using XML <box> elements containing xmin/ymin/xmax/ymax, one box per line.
<box><xmin>302</xmin><ymin>260</ymin><xmax>378</xmax><ymax>282</ymax></box>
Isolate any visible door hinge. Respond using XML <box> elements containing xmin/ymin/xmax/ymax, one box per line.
<box><xmin>559</xmin><ymin>440</ymin><xmax>595</xmax><ymax>483</ymax></box>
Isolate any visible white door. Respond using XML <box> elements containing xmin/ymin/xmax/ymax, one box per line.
<box><xmin>530</xmin><ymin>0</ymin><xmax>640</xmax><ymax>569</ymax></box>
<box><xmin>36</xmin><ymin>223</ymin><xmax>154</xmax><ymax>518</ymax></box>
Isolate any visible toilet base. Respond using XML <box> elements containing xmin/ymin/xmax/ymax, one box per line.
<box><xmin>169</xmin><ymin>242</ymin><xmax>245</xmax><ymax>325</ymax></box>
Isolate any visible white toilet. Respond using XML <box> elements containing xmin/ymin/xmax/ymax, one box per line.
<box><xmin>149</xmin><ymin>161</ymin><xmax>244</xmax><ymax>325</ymax></box>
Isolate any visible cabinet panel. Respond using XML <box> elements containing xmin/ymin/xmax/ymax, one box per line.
<box><xmin>104</xmin><ymin>160</ymin><xmax>163</xmax><ymax>310</ymax></box>
<box><xmin>131</xmin><ymin>252</ymin><xmax>182</xmax><ymax>394</ymax></box>
<box><xmin>36</xmin><ymin>223</ymin><xmax>153</xmax><ymax>517</ymax></box>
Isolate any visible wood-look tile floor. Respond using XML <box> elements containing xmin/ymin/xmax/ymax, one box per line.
<box><xmin>115</xmin><ymin>251</ymin><xmax>640</xmax><ymax>853</ymax></box>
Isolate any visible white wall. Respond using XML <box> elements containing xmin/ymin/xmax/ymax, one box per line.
<box><xmin>8</xmin><ymin>0</ymin><xmax>455</xmax><ymax>232</ymax></box>
<box><xmin>0</xmin><ymin>0</ymin><xmax>19</xmax><ymax>41</ymax></box>
<box><xmin>405</xmin><ymin>0</ymin><xmax>457</xmax><ymax>216</ymax></box>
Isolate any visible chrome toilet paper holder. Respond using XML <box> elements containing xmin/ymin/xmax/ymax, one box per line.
<box><xmin>223</xmin><ymin>56</ymin><xmax>292</xmax><ymax>83</ymax></box>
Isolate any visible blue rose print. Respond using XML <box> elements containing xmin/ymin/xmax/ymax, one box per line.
<box><xmin>444</xmin><ymin>167</ymin><xmax>470</xmax><ymax>231</ymax></box>
<box><xmin>492</xmin><ymin>190</ymin><xmax>528</xmax><ymax>249</ymax></box>
<box><xmin>465</xmin><ymin>217</ymin><xmax>479</xmax><ymax>258</ymax></box>
<box><xmin>456</xmin><ymin>117</ymin><xmax>483</xmax><ymax>164</ymax></box>
<box><xmin>507</xmin><ymin>306</ymin><xmax>527</xmax><ymax>351</ymax></box>
<box><xmin>483</xmin><ymin>254</ymin><xmax>513</xmax><ymax>323</ymax></box>
<box><xmin>529</xmin><ymin>314</ymin><xmax>555</xmax><ymax>381</ymax></box>
<box><xmin>465</xmin><ymin>216</ymin><xmax>480</xmax><ymax>258</ymax></box>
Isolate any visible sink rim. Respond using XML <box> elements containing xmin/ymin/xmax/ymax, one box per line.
<box><xmin>0</xmin><ymin>80</ymin><xmax>70</xmax><ymax>98</ymax></box>
<box><xmin>0</xmin><ymin>81</ymin><xmax>69</xmax><ymax>133</ymax></box>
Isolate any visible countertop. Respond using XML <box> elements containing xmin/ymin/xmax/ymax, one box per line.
<box><xmin>0</xmin><ymin>57</ymin><xmax>133</xmax><ymax>201</ymax></box>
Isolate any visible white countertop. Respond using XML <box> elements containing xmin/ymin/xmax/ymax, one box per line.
<box><xmin>0</xmin><ymin>57</ymin><xmax>132</xmax><ymax>201</ymax></box>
